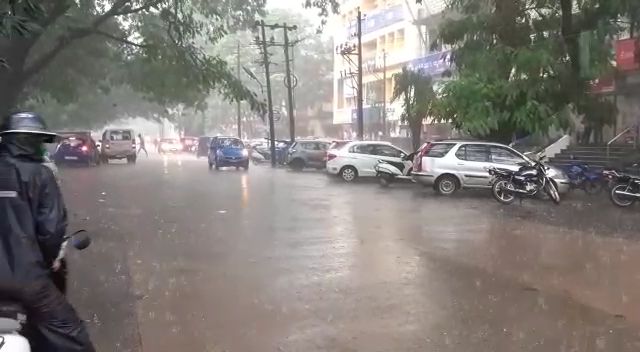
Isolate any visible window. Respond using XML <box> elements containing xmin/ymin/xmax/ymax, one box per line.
<box><xmin>350</xmin><ymin>144</ymin><xmax>374</xmax><ymax>154</ymax></box>
<box><xmin>109</xmin><ymin>130</ymin><xmax>131</xmax><ymax>141</ymax></box>
<box><xmin>456</xmin><ymin>144</ymin><xmax>489</xmax><ymax>162</ymax></box>
<box><xmin>301</xmin><ymin>142</ymin><xmax>320</xmax><ymax>151</ymax></box>
<box><xmin>426</xmin><ymin>143</ymin><xmax>455</xmax><ymax>158</ymax></box>
<box><xmin>372</xmin><ymin>145</ymin><xmax>402</xmax><ymax>158</ymax></box>
<box><xmin>490</xmin><ymin>146</ymin><xmax>524</xmax><ymax>165</ymax></box>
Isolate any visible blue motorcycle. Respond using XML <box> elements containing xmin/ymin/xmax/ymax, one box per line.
<box><xmin>564</xmin><ymin>162</ymin><xmax>604</xmax><ymax>194</ymax></box>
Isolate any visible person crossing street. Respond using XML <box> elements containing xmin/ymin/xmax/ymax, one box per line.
<box><xmin>137</xmin><ymin>133</ymin><xmax>148</xmax><ymax>157</ymax></box>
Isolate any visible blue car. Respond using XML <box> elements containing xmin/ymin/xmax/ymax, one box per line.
<box><xmin>54</xmin><ymin>133</ymin><xmax>100</xmax><ymax>166</ymax></box>
<box><xmin>208</xmin><ymin>137</ymin><xmax>249</xmax><ymax>171</ymax></box>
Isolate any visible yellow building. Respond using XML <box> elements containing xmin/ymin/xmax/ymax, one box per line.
<box><xmin>332</xmin><ymin>0</ymin><xmax>450</xmax><ymax>139</ymax></box>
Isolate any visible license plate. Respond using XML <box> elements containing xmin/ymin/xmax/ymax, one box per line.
<box><xmin>64</xmin><ymin>156</ymin><xmax>78</xmax><ymax>160</ymax></box>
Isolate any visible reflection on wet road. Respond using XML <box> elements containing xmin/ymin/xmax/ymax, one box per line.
<box><xmin>61</xmin><ymin>155</ymin><xmax>640</xmax><ymax>351</ymax></box>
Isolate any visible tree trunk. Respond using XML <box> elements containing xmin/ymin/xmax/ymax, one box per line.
<box><xmin>0</xmin><ymin>40</ymin><xmax>32</xmax><ymax>115</ymax></box>
<box><xmin>560</xmin><ymin>0</ymin><xmax>583</xmax><ymax>109</ymax></box>
<box><xmin>409</xmin><ymin>119</ymin><xmax>422</xmax><ymax>151</ymax></box>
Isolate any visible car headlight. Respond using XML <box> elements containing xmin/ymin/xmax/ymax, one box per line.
<box><xmin>217</xmin><ymin>150</ymin><xmax>224</xmax><ymax>156</ymax></box>
<box><xmin>242</xmin><ymin>149</ymin><xmax>249</xmax><ymax>157</ymax></box>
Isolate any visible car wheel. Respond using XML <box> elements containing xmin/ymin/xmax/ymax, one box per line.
<box><xmin>215</xmin><ymin>163</ymin><xmax>220</xmax><ymax>171</ymax></box>
<box><xmin>340</xmin><ymin>166</ymin><xmax>358</xmax><ymax>182</ymax></box>
<box><xmin>243</xmin><ymin>163</ymin><xmax>249</xmax><ymax>171</ymax></box>
<box><xmin>436</xmin><ymin>175</ymin><xmax>458</xmax><ymax>196</ymax></box>
<box><xmin>378</xmin><ymin>174</ymin><xmax>393</xmax><ymax>187</ymax></box>
<box><xmin>208</xmin><ymin>163</ymin><xmax>213</xmax><ymax>170</ymax></box>
<box><xmin>289</xmin><ymin>158</ymin><xmax>305</xmax><ymax>171</ymax></box>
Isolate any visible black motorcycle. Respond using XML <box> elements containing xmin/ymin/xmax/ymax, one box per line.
<box><xmin>488</xmin><ymin>156</ymin><xmax>560</xmax><ymax>205</ymax></box>
<box><xmin>608</xmin><ymin>170</ymin><xmax>640</xmax><ymax>208</ymax></box>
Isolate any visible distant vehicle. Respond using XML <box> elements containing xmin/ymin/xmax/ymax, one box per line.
<box><xmin>411</xmin><ymin>140</ymin><xmax>570</xmax><ymax>196</ymax></box>
<box><xmin>181</xmin><ymin>137</ymin><xmax>198</xmax><ymax>153</ymax></box>
<box><xmin>196</xmin><ymin>136</ymin><xmax>211</xmax><ymax>158</ymax></box>
<box><xmin>286</xmin><ymin>140</ymin><xmax>331</xmax><ymax>170</ymax></box>
<box><xmin>159</xmin><ymin>138</ymin><xmax>183</xmax><ymax>154</ymax></box>
<box><xmin>326</xmin><ymin>141</ymin><xmax>410</xmax><ymax>182</ymax></box>
<box><xmin>208</xmin><ymin>136</ymin><xmax>249</xmax><ymax>171</ymax></box>
<box><xmin>54</xmin><ymin>132</ymin><xmax>100</xmax><ymax>166</ymax></box>
<box><xmin>100</xmin><ymin>129</ymin><xmax>136</xmax><ymax>164</ymax></box>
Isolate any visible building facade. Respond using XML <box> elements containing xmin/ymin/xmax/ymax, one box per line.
<box><xmin>332</xmin><ymin>0</ymin><xmax>451</xmax><ymax>140</ymax></box>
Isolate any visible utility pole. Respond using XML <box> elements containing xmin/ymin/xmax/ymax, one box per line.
<box><xmin>282</xmin><ymin>23</ymin><xmax>297</xmax><ymax>143</ymax></box>
<box><xmin>382</xmin><ymin>49</ymin><xmax>387</xmax><ymax>139</ymax></box>
<box><xmin>236</xmin><ymin>42</ymin><xmax>242</xmax><ymax>139</ymax></box>
<box><xmin>356</xmin><ymin>7</ymin><xmax>364</xmax><ymax>141</ymax></box>
<box><xmin>256</xmin><ymin>20</ymin><xmax>277</xmax><ymax>167</ymax></box>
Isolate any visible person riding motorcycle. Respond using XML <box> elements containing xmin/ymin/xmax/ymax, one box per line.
<box><xmin>0</xmin><ymin>112</ymin><xmax>95</xmax><ymax>351</ymax></box>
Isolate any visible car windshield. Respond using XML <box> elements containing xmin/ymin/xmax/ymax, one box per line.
<box><xmin>220</xmin><ymin>139</ymin><xmax>244</xmax><ymax>148</ymax></box>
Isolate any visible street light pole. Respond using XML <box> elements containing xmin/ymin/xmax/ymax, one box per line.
<box><xmin>257</xmin><ymin>21</ymin><xmax>277</xmax><ymax>168</ymax></box>
<box><xmin>236</xmin><ymin>42</ymin><xmax>242</xmax><ymax>139</ymax></box>
<box><xmin>356</xmin><ymin>7</ymin><xmax>364</xmax><ymax>141</ymax></box>
<box><xmin>283</xmin><ymin>23</ymin><xmax>296</xmax><ymax>143</ymax></box>
<box><xmin>382</xmin><ymin>49</ymin><xmax>387</xmax><ymax>139</ymax></box>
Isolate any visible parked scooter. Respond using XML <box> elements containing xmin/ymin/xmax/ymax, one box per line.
<box><xmin>375</xmin><ymin>152</ymin><xmax>415</xmax><ymax>187</ymax></box>
<box><xmin>0</xmin><ymin>230</ymin><xmax>91</xmax><ymax>352</ymax></box>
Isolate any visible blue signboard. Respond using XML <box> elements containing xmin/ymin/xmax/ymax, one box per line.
<box><xmin>347</xmin><ymin>5</ymin><xmax>405</xmax><ymax>37</ymax></box>
<box><xmin>408</xmin><ymin>51</ymin><xmax>454</xmax><ymax>77</ymax></box>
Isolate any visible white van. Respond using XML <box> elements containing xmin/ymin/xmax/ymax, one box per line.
<box><xmin>100</xmin><ymin>129</ymin><xmax>136</xmax><ymax>164</ymax></box>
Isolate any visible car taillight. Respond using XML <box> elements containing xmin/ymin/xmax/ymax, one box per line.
<box><xmin>105</xmin><ymin>144</ymin><xmax>110</xmax><ymax>149</ymax></box>
<box><xmin>81</xmin><ymin>145</ymin><xmax>88</xmax><ymax>153</ymax></box>
<box><xmin>327</xmin><ymin>153</ymin><xmax>337</xmax><ymax>161</ymax></box>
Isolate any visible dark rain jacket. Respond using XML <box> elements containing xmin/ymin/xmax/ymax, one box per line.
<box><xmin>0</xmin><ymin>149</ymin><xmax>67</xmax><ymax>290</ymax></box>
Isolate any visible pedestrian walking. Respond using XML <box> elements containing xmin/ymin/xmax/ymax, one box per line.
<box><xmin>137</xmin><ymin>133</ymin><xmax>148</xmax><ymax>157</ymax></box>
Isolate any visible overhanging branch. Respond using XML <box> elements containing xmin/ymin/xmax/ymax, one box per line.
<box><xmin>92</xmin><ymin>29</ymin><xmax>147</xmax><ymax>48</ymax></box>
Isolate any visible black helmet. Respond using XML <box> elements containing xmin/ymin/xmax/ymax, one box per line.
<box><xmin>0</xmin><ymin>111</ymin><xmax>57</xmax><ymax>142</ymax></box>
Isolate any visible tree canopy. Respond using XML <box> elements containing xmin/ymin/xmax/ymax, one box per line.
<box><xmin>432</xmin><ymin>0</ymin><xmax>636</xmax><ymax>143</ymax></box>
<box><xmin>392</xmin><ymin>68</ymin><xmax>436</xmax><ymax>150</ymax></box>
<box><xmin>0</xmin><ymin>0</ymin><xmax>339</xmax><ymax>127</ymax></box>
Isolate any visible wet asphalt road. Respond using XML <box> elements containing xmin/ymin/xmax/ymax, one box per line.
<box><xmin>58</xmin><ymin>154</ymin><xmax>640</xmax><ymax>351</ymax></box>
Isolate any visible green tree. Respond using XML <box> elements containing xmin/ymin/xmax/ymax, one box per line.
<box><xmin>432</xmin><ymin>0</ymin><xmax>631</xmax><ymax>143</ymax></box>
<box><xmin>391</xmin><ymin>67</ymin><xmax>436</xmax><ymax>151</ymax></box>
<box><xmin>0</xmin><ymin>0</ymin><xmax>339</xmax><ymax>121</ymax></box>
<box><xmin>196</xmin><ymin>7</ymin><xmax>334</xmax><ymax>137</ymax></box>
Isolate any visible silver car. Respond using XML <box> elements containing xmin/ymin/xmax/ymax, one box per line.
<box><xmin>412</xmin><ymin>140</ymin><xmax>570</xmax><ymax>195</ymax></box>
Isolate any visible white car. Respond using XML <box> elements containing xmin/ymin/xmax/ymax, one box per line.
<box><xmin>326</xmin><ymin>141</ymin><xmax>411</xmax><ymax>182</ymax></box>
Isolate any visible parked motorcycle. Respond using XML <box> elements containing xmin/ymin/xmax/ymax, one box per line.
<box><xmin>488</xmin><ymin>155</ymin><xmax>560</xmax><ymax>205</ymax></box>
<box><xmin>564</xmin><ymin>162</ymin><xmax>604</xmax><ymax>194</ymax></box>
<box><xmin>608</xmin><ymin>170</ymin><xmax>640</xmax><ymax>208</ymax></box>
<box><xmin>0</xmin><ymin>230</ymin><xmax>91</xmax><ymax>352</ymax></box>
<box><xmin>375</xmin><ymin>152</ymin><xmax>415</xmax><ymax>187</ymax></box>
